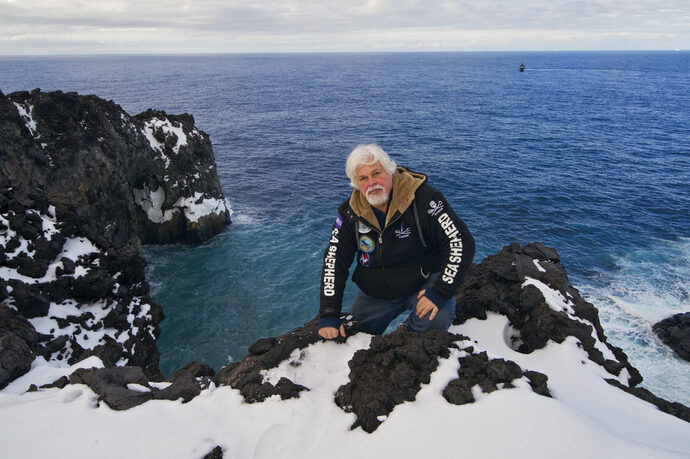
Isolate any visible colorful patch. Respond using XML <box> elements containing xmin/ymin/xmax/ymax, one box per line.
<box><xmin>359</xmin><ymin>235</ymin><xmax>375</xmax><ymax>253</ymax></box>
<box><xmin>359</xmin><ymin>252</ymin><xmax>370</xmax><ymax>267</ymax></box>
<box><xmin>334</xmin><ymin>214</ymin><xmax>343</xmax><ymax>229</ymax></box>
<box><xmin>358</xmin><ymin>221</ymin><xmax>371</xmax><ymax>234</ymax></box>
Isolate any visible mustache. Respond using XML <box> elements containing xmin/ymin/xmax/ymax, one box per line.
<box><xmin>366</xmin><ymin>185</ymin><xmax>385</xmax><ymax>197</ymax></box>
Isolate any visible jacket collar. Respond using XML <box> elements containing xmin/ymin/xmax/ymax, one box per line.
<box><xmin>349</xmin><ymin>166</ymin><xmax>427</xmax><ymax>231</ymax></box>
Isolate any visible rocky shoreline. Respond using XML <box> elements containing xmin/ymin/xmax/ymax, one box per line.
<box><xmin>1</xmin><ymin>90</ymin><xmax>688</xmax><ymax>446</ymax></box>
<box><xmin>1</xmin><ymin>89</ymin><xmax>230</xmax><ymax>386</ymax></box>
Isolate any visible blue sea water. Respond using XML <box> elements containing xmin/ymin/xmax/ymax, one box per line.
<box><xmin>1</xmin><ymin>52</ymin><xmax>688</xmax><ymax>405</ymax></box>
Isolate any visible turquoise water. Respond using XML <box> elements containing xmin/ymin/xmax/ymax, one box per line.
<box><xmin>1</xmin><ymin>52</ymin><xmax>688</xmax><ymax>404</ymax></box>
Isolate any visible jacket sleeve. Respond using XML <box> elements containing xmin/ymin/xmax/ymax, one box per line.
<box><xmin>425</xmin><ymin>191</ymin><xmax>475</xmax><ymax>299</ymax></box>
<box><xmin>319</xmin><ymin>210</ymin><xmax>357</xmax><ymax>319</ymax></box>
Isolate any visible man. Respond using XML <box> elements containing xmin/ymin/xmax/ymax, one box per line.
<box><xmin>318</xmin><ymin>144</ymin><xmax>475</xmax><ymax>339</ymax></box>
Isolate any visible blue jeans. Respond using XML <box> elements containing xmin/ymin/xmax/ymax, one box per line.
<box><xmin>349</xmin><ymin>273</ymin><xmax>456</xmax><ymax>335</ymax></box>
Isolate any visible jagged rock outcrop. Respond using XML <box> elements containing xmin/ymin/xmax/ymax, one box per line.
<box><xmin>215</xmin><ymin>241</ymin><xmax>684</xmax><ymax>432</ymax></box>
<box><xmin>3</xmin><ymin>89</ymin><xmax>687</xmax><ymax>434</ymax></box>
<box><xmin>34</xmin><ymin>241</ymin><xmax>689</xmax><ymax>431</ymax></box>
<box><xmin>0</xmin><ymin>307</ymin><xmax>44</xmax><ymax>388</ymax></box>
<box><xmin>333</xmin><ymin>328</ymin><xmax>543</xmax><ymax>433</ymax></box>
<box><xmin>0</xmin><ymin>88</ymin><xmax>231</xmax><ymax>388</ymax></box>
<box><xmin>38</xmin><ymin>361</ymin><xmax>217</xmax><ymax>410</ymax></box>
<box><xmin>214</xmin><ymin>318</ymin><xmax>324</xmax><ymax>402</ymax></box>
<box><xmin>653</xmin><ymin>312</ymin><xmax>690</xmax><ymax>362</ymax></box>
<box><xmin>454</xmin><ymin>242</ymin><xmax>642</xmax><ymax>386</ymax></box>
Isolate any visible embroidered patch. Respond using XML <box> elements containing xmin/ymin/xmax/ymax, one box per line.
<box><xmin>334</xmin><ymin>214</ymin><xmax>343</xmax><ymax>229</ymax></box>
<box><xmin>359</xmin><ymin>235</ymin><xmax>375</xmax><ymax>253</ymax></box>
<box><xmin>395</xmin><ymin>222</ymin><xmax>411</xmax><ymax>239</ymax></box>
<box><xmin>359</xmin><ymin>252</ymin><xmax>370</xmax><ymax>267</ymax></box>
<box><xmin>358</xmin><ymin>221</ymin><xmax>371</xmax><ymax>234</ymax></box>
<box><xmin>428</xmin><ymin>200</ymin><xmax>444</xmax><ymax>216</ymax></box>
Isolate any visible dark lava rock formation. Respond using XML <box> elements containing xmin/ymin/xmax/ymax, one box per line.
<box><xmin>2</xmin><ymin>89</ymin><xmax>687</xmax><ymax>438</ymax></box>
<box><xmin>1</xmin><ymin>89</ymin><xmax>230</xmax><ymax>388</ymax></box>
<box><xmin>44</xmin><ymin>240</ymin><xmax>688</xmax><ymax>433</ymax></box>
<box><xmin>454</xmin><ymin>242</ymin><xmax>642</xmax><ymax>386</ymax></box>
<box><xmin>653</xmin><ymin>312</ymin><xmax>690</xmax><ymax>362</ymax></box>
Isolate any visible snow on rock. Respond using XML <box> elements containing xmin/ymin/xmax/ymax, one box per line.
<box><xmin>142</xmin><ymin>117</ymin><xmax>189</xmax><ymax>156</ymax></box>
<box><xmin>3</xmin><ymin>88</ymin><xmax>688</xmax><ymax>457</ymax></box>
<box><xmin>141</xmin><ymin>116</ymin><xmax>190</xmax><ymax>169</ymax></box>
<box><xmin>12</xmin><ymin>101</ymin><xmax>38</xmax><ymax>137</ymax></box>
<box><xmin>132</xmin><ymin>185</ymin><xmax>179</xmax><ymax>224</ymax></box>
<box><xmin>174</xmin><ymin>192</ymin><xmax>229</xmax><ymax>223</ymax></box>
<box><xmin>1</xmin><ymin>89</ymin><xmax>232</xmax><ymax>398</ymax></box>
<box><xmin>132</xmin><ymin>109</ymin><xmax>231</xmax><ymax>243</ymax></box>
<box><xmin>0</xmin><ymin>312</ymin><xmax>689</xmax><ymax>459</ymax></box>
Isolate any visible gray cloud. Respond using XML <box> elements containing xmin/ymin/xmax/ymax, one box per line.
<box><xmin>1</xmin><ymin>0</ymin><xmax>688</xmax><ymax>54</ymax></box>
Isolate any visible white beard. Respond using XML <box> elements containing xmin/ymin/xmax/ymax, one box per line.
<box><xmin>365</xmin><ymin>186</ymin><xmax>389</xmax><ymax>207</ymax></box>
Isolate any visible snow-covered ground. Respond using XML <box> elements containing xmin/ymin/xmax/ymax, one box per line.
<box><xmin>1</xmin><ymin>312</ymin><xmax>689</xmax><ymax>459</ymax></box>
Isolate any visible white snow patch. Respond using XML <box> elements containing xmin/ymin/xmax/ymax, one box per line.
<box><xmin>1</xmin><ymin>314</ymin><xmax>689</xmax><ymax>458</ymax></box>
<box><xmin>2</xmin><ymin>356</ymin><xmax>104</xmax><ymax>395</ymax></box>
<box><xmin>522</xmin><ymin>277</ymin><xmax>619</xmax><ymax>365</ymax></box>
<box><xmin>141</xmin><ymin>117</ymin><xmax>189</xmax><ymax>168</ymax></box>
<box><xmin>532</xmin><ymin>258</ymin><xmax>547</xmax><ymax>272</ymax></box>
<box><xmin>28</xmin><ymin>299</ymin><xmax>119</xmax><ymax>352</ymax></box>
<box><xmin>127</xmin><ymin>383</ymin><xmax>151</xmax><ymax>393</ymax></box>
<box><xmin>133</xmin><ymin>185</ymin><xmax>179</xmax><ymax>224</ymax></box>
<box><xmin>13</xmin><ymin>102</ymin><xmax>38</xmax><ymax>137</ymax></box>
<box><xmin>149</xmin><ymin>381</ymin><xmax>173</xmax><ymax>390</ymax></box>
<box><xmin>0</xmin><ymin>234</ymin><xmax>99</xmax><ymax>284</ymax></box>
<box><xmin>61</xmin><ymin>237</ymin><xmax>99</xmax><ymax>262</ymax></box>
<box><xmin>523</xmin><ymin>277</ymin><xmax>575</xmax><ymax>315</ymax></box>
<box><xmin>174</xmin><ymin>192</ymin><xmax>228</xmax><ymax>223</ymax></box>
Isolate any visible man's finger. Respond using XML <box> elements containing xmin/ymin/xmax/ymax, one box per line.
<box><xmin>429</xmin><ymin>307</ymin><xmax>438</xmax><ymax>321</ymax></box>
<box><xmin>417</xmin><ymin>289</ymin><xmax>426</xmax><ymax>299</ymax></box>
<box><xmin>339</xmin><ymin>324</ymin><xmax>346</xmax><ymax>337</ymax></box>
<box><xmin>318</xmin><ymin>327</ymin><xmax>337</xmax><ymax>339</ymax></box>
<box><xmin>417</xmin><ymin>304</ymin><xmax>430</xmax><ymax>318</ymax></box>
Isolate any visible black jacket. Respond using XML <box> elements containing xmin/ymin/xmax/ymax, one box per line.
<box><xmin>319</xmin><ymin>167</ymin><xmax>475</xmax><ymax>320</ymax></box>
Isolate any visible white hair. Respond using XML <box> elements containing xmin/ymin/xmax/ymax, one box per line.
<box><xmin>345</xmin><ymin>144</ymin><xmax>397</xmax><ymax>188</ymax></box>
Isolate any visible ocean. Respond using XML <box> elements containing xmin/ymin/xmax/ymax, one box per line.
<box><xmin>1</xmin><ymin>51</ymin><xmax>688</xmax><ymax>405</ymax></box>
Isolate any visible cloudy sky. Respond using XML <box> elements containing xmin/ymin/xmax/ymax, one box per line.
<box><xmin>1</xmin><ymin>0</ymin><xmax>689</xmax><ymax>55</ymax></box>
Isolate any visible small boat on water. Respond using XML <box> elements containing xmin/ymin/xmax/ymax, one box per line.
<box><xmin>519</xmin><ymin>63</ymin><xmax>525</xmax><ymax>72</ymax></box>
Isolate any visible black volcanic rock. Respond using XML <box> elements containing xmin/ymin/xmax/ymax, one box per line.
<box><xmin>214</xmin><ymin>317</ymin><xmax>323</xmax><ymax>402</ymax></box>
<box><xmin>335</xmin><ymin>329</ymin><xmax>460</xmax><ymax>432</ymax></box>
<box><xmin>3</xmin><ymin>88</ymin><xmax>687</xmax><ymax>434</ymax></box>
<box><xmin>55</xmin><ymin>361</ymin><xmax>217</xmax><ymax>410</ymax></box>
<box><xmin>131</xmin><ymin>109</ymin><xmax>230</xmax><ymax>244</ymax></box>
<box><xmin>0</xmin><ymin>307</ymin><xmax>45</xmax><ymax>388</ymax></box>
<box><xmin>210</xmin><ymin>242</ymin><xmax>687</xmax><ymax>431</ymax></box>
<box><xmin>454</xmin><ymin>242</ymin><xmax>642</xmax><ymax>386</ymax></box>
<box><xmin>0</xmin><ymin>88</ymin><xmax>231</xmax><ymax>389</ymax></box>
<box><xmin>653</xmin><ymin>312</ymin><xmax>690</xmax><ymax>362</ymax></box>
<box><xmin>3</xmin><ymin>89</ymin><xmax>230</xmax><ymax>246</ymax></box>
<box><xmin>153</xmin><ymin>361</ymin><xmax>216</xmax><ymax>402</ymax></box>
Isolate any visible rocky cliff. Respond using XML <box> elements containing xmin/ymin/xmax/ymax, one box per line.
<box><xmin>1</xmin><ymin>89</ymin><xmax>230</xmax><ymax>386</ymax></box>
<box><xmin>30</xmin><ymin>242</ymin><xmax>690</xmax><ymax>435</ymax></box>
<box><xmin>1</xmin><ymin>90</ymin><xmax>688</xmax><ymax>448</ymax></box>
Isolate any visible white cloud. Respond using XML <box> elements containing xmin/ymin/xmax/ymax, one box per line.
<box><xmin>0</xmin><ymin>0</ymin><xmax>689</xmax><ymax>54</ymax></box>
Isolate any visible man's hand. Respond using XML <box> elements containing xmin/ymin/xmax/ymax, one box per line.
<box><xmin>318</xmin><ymin>324</ymin><xmax>346</xmax><ymax>339</ymax></box>
<box><xmin>416</xmin><ymin>289</ymin><xmax>439</xmax><ymax>320</ymax></box>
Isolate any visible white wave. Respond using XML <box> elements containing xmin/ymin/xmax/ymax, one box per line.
<box><xmin>575</xmin><ymin>237</ymin><xmax>690</xmax><ymax>405</ymax></box>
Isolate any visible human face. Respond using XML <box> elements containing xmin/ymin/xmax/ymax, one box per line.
<box><xmin>355</xmin><ymin>161</ymin><xmax>393</xmax><ymax>210</ymax></box>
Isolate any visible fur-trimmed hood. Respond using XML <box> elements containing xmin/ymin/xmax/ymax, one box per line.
<box><xmin>348</xmin><ymin>166</ymin><xmax>427</xmax><ymax>231</ymax></box>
